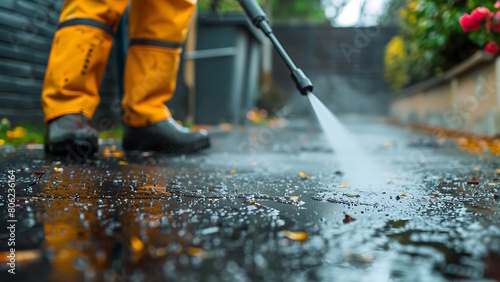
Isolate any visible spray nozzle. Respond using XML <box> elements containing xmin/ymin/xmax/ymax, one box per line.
<box><xmin>292</xmin><ymin>68</ymin><xmax>314</xmax><ymax>96</ymax></box>
<box><xmin>238</xmin><ymin>0</ymin><xmax>314</xmax><ymax>97</ymax></box>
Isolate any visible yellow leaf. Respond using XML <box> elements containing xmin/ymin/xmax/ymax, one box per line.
<box><xmin>231</xmin><ymin>169</ymin><xmax>237</xmax><ymax>174</ymax></box>
<box><xmin>400</xmin><ymin>193</ymin><xmax>410</xmax><ymax>197</ymax></box>
<box><xmin>283</xmin><ymin>230</ymin><xmax>308</xmax><ymax>242</ymax></box>
<box><xmin>250</xmin><ymin>200</ymin><xmax>260</xmax><ymax>206</ymax></box>
<box><xmin>285</xmin><ymin>196</ymin><xmax>300</xmax><ymax>201</ymax></box>
<box><xmin>102</xmin><ymin>150</ymin><xmax>111</xmax><ymax>158</ymax></box>
<box><xmin>130</xmin><ymin>236</ymin><xmax>144</xmax><ymax>252</ymax></box>
<box><xmin>0</xmin><ymin>250</ymin><xmax>41</xmax><ymax>264</ymax></box>
<box><xmin>186</xmin><ymin>247</ymin><xmax>207</xmax><ymax>258</ymax></box>
<box><xmin>119</xmin><ymin>161</ymin><xmax>128</xmax><ymax>166</ymax></box>
<box><xmin>53</xmin><ymin>167</ymin><xmax>63</xmax><ymax>173</ymax></box>
<box><xmin>472</xmin><ymin>167</ymin><xmax>480</xmax><ymax>172</ymax></box>
<box><xmin>112</xmin><ymin>151</ymin><xmax>125</xmax><ymax>158</ymax></box>
<box><xmin>337</xmin><ymin>182</ymin><xmax>348</xmax><ymax>188</ymax></box>
<box><xmin>0</xmin><ymin>139</ymin><xmax>4</xmax><ymax>146</ymax></box>
<box><xmin>299</xmin><ymin>172</ymin><xmax>311</xmax><ymax>179</ymax></box>
<box><xmin>6</xmin><ymin>126</ymin><xmax>26</xmax><ymax>139</ymax></box>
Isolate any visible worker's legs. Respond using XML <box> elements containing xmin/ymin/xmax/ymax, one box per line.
<box><xmin>42</xmin><ymin>0</ymin><xmax>129</xmax><ymax>155</ymax></box>
<box><xmin>41</xmin><ymin>0</ymin><xmax>129</xmax><ymax>122</ymax></box>
<box><xmin>122</xmin><ymin>0</ymin><xmax>197</xmax><ymax>127</ymax></box>
<box><xmin>121</xmin><ymin>0</ymin><xmax>209</xmax><ymax>154</ymax></box>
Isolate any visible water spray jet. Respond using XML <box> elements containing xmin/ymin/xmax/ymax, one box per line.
<box><xmin>239</xmin><ymin>0</ymin><xmax>388</xmax><ymax>187</ymax></box>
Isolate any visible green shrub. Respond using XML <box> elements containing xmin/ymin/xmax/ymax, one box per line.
<box><xmin>385</xmin><ymin>0</ymin><xmax>497</xmax><ymax>90</ymax></box>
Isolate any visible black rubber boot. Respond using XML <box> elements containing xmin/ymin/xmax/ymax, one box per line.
<box><xmin>122</xmin><ymin>118</ymin><xmax>210</xmax><ymax>154</ymax></box>
<box><xmin>44</xmin><ymin>114</ymin><xmax>99</xmax><ymax>156</ymax></box>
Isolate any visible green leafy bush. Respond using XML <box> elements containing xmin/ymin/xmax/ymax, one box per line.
<box><xmin>385</xmin><ymin>0</ymin><xmax>497</xmax><ymax>90</ymax></box>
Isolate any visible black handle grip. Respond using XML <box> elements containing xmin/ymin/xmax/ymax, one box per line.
<box><xmin>238</xmin><ymin>0</ymin><xmax>267</xmax><ymax>26</ymax></box>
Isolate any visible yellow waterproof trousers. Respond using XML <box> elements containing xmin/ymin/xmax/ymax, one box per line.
<box><xmin>41</xmin><ymin>0</ymin><xmax>197</xmax><ymax>127</ymax></box>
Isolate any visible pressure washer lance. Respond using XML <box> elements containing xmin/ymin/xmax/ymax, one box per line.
<box><xmin>238</xmin><ymin>0</ymin><xmax>313</xmax><ymax>96</ymax></box>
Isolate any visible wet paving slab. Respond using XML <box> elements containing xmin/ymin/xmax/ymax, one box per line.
<box><xmin>0</xmin><ymin>118</ymin><xmax>499</xmax><ymax>281</ymax></box>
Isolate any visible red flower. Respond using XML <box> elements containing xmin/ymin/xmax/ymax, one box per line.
<box><xmin>471</xmin><ymin>7</ymin><xmax>490</xmax><ymax>22</ymax></box>
<box><xmin>495</xmin><ymin>1</ymin><xmax>500</xmax><ymax>9</ymax></box>
<box><xmin>459</xmin><ymin>13</ymin><xmax>480</xmax><ymax>32</ymax></box>
<box><xmin>486</xmin><ymin>11</ymin><xmax>500</xmax><ymax>32</ymax></box>
<box><xmin>485</xmin><ymin>41</ymin><xmax>500</xmax><ymax>54</ymax></box>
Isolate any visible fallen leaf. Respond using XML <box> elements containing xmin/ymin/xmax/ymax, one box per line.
<box><xmin>102</xmin><ymin>150</ymin><xmax>111</xmax><ymax>158</ymax></box>
<box><xmin>105</xmin><ymin>145</ymin><xmax>117</xmax><ymax>152</ymax></box>
<box><xmin>218</xmin><ymin>123</ymin><xmax>234</xmax><ymax>132</ymax></box>
<box><xmin>344</xmin><ymin>193</ymin><xmax>359</xmax><ymax>198</ymax></box>
<box><xmin>53</xmin><ymin>167</ymin><xmax>63</xmax><ymax>173</ymax></box>
<box><xmin>343</xmin><ymin>214</ymin><xmax>356</xmax><ymax>224</ymax></box>
<box><xmin>6</xmin><ymin>126</ymin><xmax>26</xmax><ymax>139</ymax></box>
<box><xmin>285</xmin><ymin>196</ymin><xmax>300</xmax><ymax>201</ymax></box>
<box><xmin>337</xmin><ymin>182</ymin><xmax>348</xmax><ymax>188</ymax></box>
<box><xmin>119</xmin><ymin>161</ymin><xmax>128</xmax><ymax>166</ymax></box>
<box><xmin>494</xmin><ymin>194</ymin><xmax>499</xmax><ymax>200</ymax></box>
<box><xmin>30</xmin><ymin>170</ymin><xmax>45</xmax><ymax>176</ymax></box>
<box><xmin>250</xmin><ymin>201</ymin><xmax>260</xmax><ymax>207</ymax></box>
<box><xmin>345</xmin><ymin>253</ymin><xmax>374</xmax><ymax>263</ymax></box>
<box><xmin>130</xmin><ymin>236</ymin><xmax>144</xmax><ymax>252</ymax></box>
<box><xmin>112</xmin><ymin>151</ymin><xmax>125</xmax><ymax>158</ymax></box>
<box><xmin>472</xmin><ymin>167</ymin><xmax>481</xmax><ymax>172</ymax></box>
<box><xmin>186</xmin><ymin>247</ymin><xmax>207</xmax><ymax>258</ymax></box>
<box><xmin>467</xmin><ymin>177</ymin><xmax>479</xmax><ymax>185</ymax></box>
<box><xmin>299</xmin><ymin>171</ymin><xmax>311</xmax><ymax>179</ymax></box>
<box><xmin>0</xmin><ymin>250</ymin><xmax>41</xmax><ymax>264</ymax></box>
<box><xmin>400</xmin><ymin>193</ymin><xmax>410</xmax><ymax>197</ymax></box>
<box><xmin>283</xmin><ymin>230</ymin><xmax>308</xmax><ymax>242</ymax></box>
<box><xmin>231</xmin><ymin>169</ymin><xmax>237</xmax><ymax>174</ymax></box>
